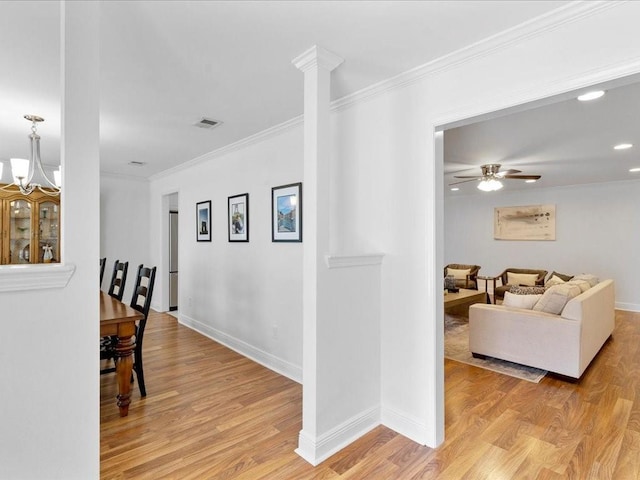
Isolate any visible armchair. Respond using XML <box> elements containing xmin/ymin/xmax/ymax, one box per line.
<box><xmin>444</xmin><ymin>264</ymin><xmax>481</xmax><ymax>290</ymax></box>
<box><xmin>494</xmin><ymin>267</ymin><xmax>547</xmax><ymax>302</ymax></box>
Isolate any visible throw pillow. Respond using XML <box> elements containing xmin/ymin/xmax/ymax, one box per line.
<box><xmin>533</xmin><ymin>283</ymin><xmax>582</xmax><ymax>315</ymax></box>
<box><xmin>509</xmin><ymin>285</ymin><xmax>546</xmax><ymax>295</ymax></box>
<box><xmin>550</xmin><ymin>271</ymin><xmax>574</xmax><ymax>282</ymax></box>
<box><xmin>507</xmin><ymin>272</ymin><xmax>539</xmax><ymax>287</ymax></box>
<box><xmin>447</xmin><ymin>268</ymin><xmax>471</xmax><ymax>280</ymax></box>
<box><xmin>566</xmin><ymin>279</ymin><xmax>591</xmax><ymax>293</ymax></box>
<box><xmin>503</xmin><ymin>291</ymin><xmax>542</xmax><ymax>309</ymax></box>
<box><xmin>545</xmin><ymin>275</ymin><xmax>566</xmax><ymax>287</ymax></box>
<box><xmin>572</xmin><ymin>274</ymin><xmax>599</xmax><ymax>287</ymax></box>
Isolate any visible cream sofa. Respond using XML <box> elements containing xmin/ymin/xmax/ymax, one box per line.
<box><xmin>469</xmin><ymin>279</ymin><xmax>615</xmax><ymax>379</ymax></box>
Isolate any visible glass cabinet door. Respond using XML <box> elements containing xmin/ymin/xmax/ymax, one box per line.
<box><xmin>38</xmin><ymin>201</ymin><xmax>59</xmax><ymax>263</ymax></box>
<box><xmin>9</xmin><ymin>199</ymin><xmax>32</xmax><ymax>264</ymax></box>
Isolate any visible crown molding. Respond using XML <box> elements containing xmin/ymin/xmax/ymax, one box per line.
<box><xmin>150</xmin><ymin>114</ymin><xmax>303</xmax><ymax>182</ymax></box>
<box><xmin>292</xmin><ymin>45</ymin><xmax>344</xmax><ymax>73</ymax></box>
<box><xmin>331</xmin><ymin>1</ymin><xmax>620</xmax><ymax>112</ymax></box>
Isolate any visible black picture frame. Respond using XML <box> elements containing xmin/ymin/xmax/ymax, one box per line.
<box><xmin>271</xmin><ymin>182</ymin><xmax>302</xmax><ymax>242</ymax></box>
<box><xmin>228</xmin><ymin>193</ymin><xmax>249</xmax><ymax>242</ymax></box>
<box><xmin>196</xmin><ymin>200</ymin><xmax>212</xmax><ymax>242</ymax></box>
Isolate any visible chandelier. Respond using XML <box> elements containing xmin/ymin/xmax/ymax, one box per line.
<box><xmin>0</xmin><ymin>115</ymin><xmax>61</xmax><ymax>196</ymax></box>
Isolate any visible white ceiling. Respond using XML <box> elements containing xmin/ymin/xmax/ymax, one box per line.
<box><xmin>444</xmin><ymin>76</ymin><xmax>640</xmax><ymax>195</ymax></box>
<box><xmin>10</xmin><ymin>0</ymin><xmax>640</xmax><ymax>193</ymax></box>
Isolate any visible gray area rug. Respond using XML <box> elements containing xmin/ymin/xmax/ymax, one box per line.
<box><xmin>445</xmin><ymin>314</ymin><xmax>547</xmax><ymax>383</ymax></box>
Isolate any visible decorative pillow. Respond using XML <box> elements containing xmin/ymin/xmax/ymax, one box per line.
<box><xmin>509</xmin><ymin>285</ymin><xmax>546</xmax><ymax>295</ymax></box>
<box><xmin>533</xmin><ymin>283</ymin><xmax>582</xmax><ymax>315</ymax></box>
<box><xmin>447</xmin><ymin>268</ymin><xmax>471</xmax><ymax>280</ymax></box>
<box><xmin>503</xmin><ymin>291</ymin><xmax>542</xmax><ymax>309</ymax></box>
<box><xmin>550</xmin><ymin>271</ymin><xmax>573</xmax><ymax>282</ymax></box>
<box><xmin>545</xmin><ymin>275</ymin><xmax>566</xmax><ymax>287</ymax></box>
<box><xmin>507</xmin><ymin>272</ymin><xmax>539</xmax><ymax>287</ymax></box>
<box><xmin>572</xmin><ymin>274</ymin><xmax>599</xmax><ymax>287</ymax></box>
<box><xmin>566</xmin><ymin>279</ymin><xmax>591</xmax><ymax>293</ymax></box>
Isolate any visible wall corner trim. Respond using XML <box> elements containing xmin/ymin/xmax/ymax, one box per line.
<box><xmin>324</xmin><ymin>253</ymin><xmax>385</xmax><ymax>269</ymax></box>
<box><xmin>0</xmin><ymin>263</ymin><xmax>76</xmax><ymax>293</ymax></box>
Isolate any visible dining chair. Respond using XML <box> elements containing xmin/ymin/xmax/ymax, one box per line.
<box><xmin>107</xmin><ymin>259</ymin><xmax>129</xmax><ymax>302</ymax></box>
<box><xmin>99</xmin><ymin>257</ymin><xmax>106</xmax><ymax>287</ymax></box>
<box><xmin>101</xmin><ymin>264</ymin><xmax>157</xmax><ymax>397</ymax></box>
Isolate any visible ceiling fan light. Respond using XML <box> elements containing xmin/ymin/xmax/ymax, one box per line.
<box><xmin>629</xmin><ymin>167</ymin><xmax>640</xmax><ymax>173</ymax></box>
<box><xmin>525</xmin><ymin>179</ymin><xmax>537</xmax><ymax>183</ymax></box>
<box><xmin>477</xmin><ymin>178</ymin><xmax>503</xmax><ymax>192</ymax></box>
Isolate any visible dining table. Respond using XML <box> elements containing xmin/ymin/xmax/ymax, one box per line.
<box><xmin>99</xmin><ymin>291</ymin><xmax>144</xmax><ymax>416</ymax></box>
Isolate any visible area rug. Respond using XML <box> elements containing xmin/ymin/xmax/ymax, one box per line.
<box><xmin>445</xmin><ymin>314</ymin><xmax>547</xmax><ymax>383</ymax></box>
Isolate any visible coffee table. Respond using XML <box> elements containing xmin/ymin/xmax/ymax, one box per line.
<box><xmin>444</xmin><ymin>288</ymin><xmax>487</xmax><ymax>316</ymax></box>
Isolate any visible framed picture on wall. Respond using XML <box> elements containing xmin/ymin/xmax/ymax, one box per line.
<box><xmin>196</xmin><ymin>200</ymin><xmax>212</xmax><ymax>242</ymax></box>
<box><xmin>228</xmin><ymin>193</ymin><xmax>249</xmax><ymax>242</ymax></box>
<box><xmin>272</xmin><ymin>182</ymin><xmax>302</xmax><ymax>242</ymax></box>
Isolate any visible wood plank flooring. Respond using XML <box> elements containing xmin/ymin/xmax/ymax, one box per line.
<box><xmin>101</xmin><ymin>309</ymin><xmax>640</xmax><ymax>479</ymax></box>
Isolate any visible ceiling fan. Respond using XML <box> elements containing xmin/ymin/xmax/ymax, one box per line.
<box><xmin>449</xmin><ymin>163</ymin><xmax>541</xmax><ymax>191</ymax></box>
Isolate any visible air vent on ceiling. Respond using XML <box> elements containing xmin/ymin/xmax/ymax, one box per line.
<box><xmin>194</xmin><ymin>117</ymin><xmax>222</xmax><ymax>129</ymax></box>
<box><xmin>128</xmin><ymin>161</ymin><xmax>146</xmax><ymax>167</ymax></box>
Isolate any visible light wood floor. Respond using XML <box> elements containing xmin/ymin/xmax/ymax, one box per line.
<box><xmin>101</xmin><ymin>309</ymin><xmax>640</xmax><ymax>479</ymax></box>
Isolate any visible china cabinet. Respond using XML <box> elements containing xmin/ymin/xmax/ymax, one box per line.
<box><xmin>0</xmin><ymin>188</ymin><xmax>60</xmax><ymax>265</ymax></box>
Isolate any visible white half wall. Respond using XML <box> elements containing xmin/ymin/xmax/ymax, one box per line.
<box><xmin>445</xmin><ymin>180</ymin><xmax>640</xmax><ymax>311</ymax></box>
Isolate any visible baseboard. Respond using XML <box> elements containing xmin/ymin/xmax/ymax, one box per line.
<box><xmin>381</xmin><ymin>405</ymin><xmax>433</xmax><ymax>447</ymax></box>
<box><xmin>179</xmin><ymin>314</ymin><xmax>302</xmax><ymax>383</ymax></box>
<box><xmin>616</xmin><ymin>302</ymin><xmax>640</xmax><ymax>313</ymax></box>
<box><xmin>295</xmin><ymin>406</ymin><xmax>380</xmax><ymax>466</ymax></box>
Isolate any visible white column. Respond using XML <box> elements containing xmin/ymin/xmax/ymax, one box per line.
<box><xmin>292</xmin><ymin>45</ymin><xmax>343</xmax><ymax>465</ymax></box>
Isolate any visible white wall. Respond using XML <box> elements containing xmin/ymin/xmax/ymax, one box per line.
<box><xmin>445</xmin><ymin>180</ymin><xmax>640</xmax><ymax>311</ymax></box>
<box><xmin>149</xmin><ymin>126</ymin><xmax>304</xmax><ymax>380</ymax></box>
<box><xmin>100</xmin><ymin>174</ymin><xmax>151</xmax><ymax>302</ymax></box>
<box><xmin>0</xmin><ymin>3</ymin><xmax>100</xmax><ymax>478</ymax></box>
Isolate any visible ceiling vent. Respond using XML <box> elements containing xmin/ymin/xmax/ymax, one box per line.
<box><xmin>194</xmin><ymin>117</ymin><xmax>222</xmax><ymax>129</ymax></box>
<box><xmin>128</xmin><ymin>161</ymin><xmax>146</xmax><ymax>167</ymax></box>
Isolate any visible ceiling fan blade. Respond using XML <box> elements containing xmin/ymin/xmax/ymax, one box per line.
<box><xmin>453</xmin><ymin>175</ymin><xmax>482</xmax><ymax>179</ymax></box>
<box><xmin>496</xmin><ymin>169</ymin><xmax>521</xmax><ymax>177</ymax></box>
<box><xmin>449</xmin><ymin>178</ymin><xmax>481</xmax><ymax>186</ymax></box>
<box><xmin>503</xmin><ymin>174</ymin><xmax>541</xmax><ymax>180</ymax></box>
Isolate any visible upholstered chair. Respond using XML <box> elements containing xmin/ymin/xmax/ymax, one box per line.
<box><xmin>444</xmin><ymin>264</ymin><xmax>481</xmax><ymax>290</ymax></box>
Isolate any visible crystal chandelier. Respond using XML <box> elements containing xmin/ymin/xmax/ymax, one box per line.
<box><xmin>0</xmin><ymin>115</ymin><xmax>61</xmax><ymax>196</ymax></box>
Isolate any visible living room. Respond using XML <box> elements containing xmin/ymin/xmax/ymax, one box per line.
<box><xmin>443</xmin><ymin>79</ymin><xmax>640</xmax><ymax>313</ymax></box>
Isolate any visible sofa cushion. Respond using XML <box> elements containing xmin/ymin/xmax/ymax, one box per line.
<box><xmin>566</xmin><ymin>279</ymin><xmax>591</xmax><ymax>293</ymax></box>
<box><xmin>509</xmin><ymin>285</ymin><xmax>546</xmax><ymax>295</ymax></box>
<box><xmin>533</xmin><ymin>283</ymin><xmax>582</xmax><ymax>314</ymax></box>
<box><xmin>546</xmin><ymin>275</ymin><xmax>567</xmax><ymax>287</ymax></box>
<box><xmin>503</xmin><ymin>291</ymin><xmax>542</xmax><ymax>309</ymax></box>
<box><xmin>550</xmin><ymin>271</ymin><xmax>574</xmax><ymax>282</ymax></box>
<box><xmin>572</xmin><ymin>274</ymin><xmax>599</xmax><ymax>287</ymax></box>
<box><xmin>507</xmin><ymin>272</ymin><xmax>539</xmax><ymax>286</ymax></box>
<box><xmin>447</xmin><ymin>267</ymin><xmax>471</xmax><ymax>280</ymax></box>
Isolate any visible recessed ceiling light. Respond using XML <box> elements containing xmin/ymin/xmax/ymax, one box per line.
<box><xmin>525</xmin><ymin>179</ymin><xmax>537</xmax><ymax>183</ymax></box>
<box><xmin>450</xmin><ymin>187</ymin><xmax>459</xmax><ymax>191</ymax></box>
<box><xmin>629</xmin><ymin>167</ymin><xmax>640</xmax><ymax>173</ymax></box>
<box><xmin>577</xmin><ymin>90</ymin><xmax>605</xmax><ymax>101</ymax></box>
<box><xmin>614</xmin><ymin>143</ymin><xmax>633</xmax><ymax>150</ymax></box>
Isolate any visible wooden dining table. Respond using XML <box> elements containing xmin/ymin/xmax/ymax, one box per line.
<box><xmin>100</xmin><ymin>291</ymin><xmax>143</xmax><ymax>417</ymax></box>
